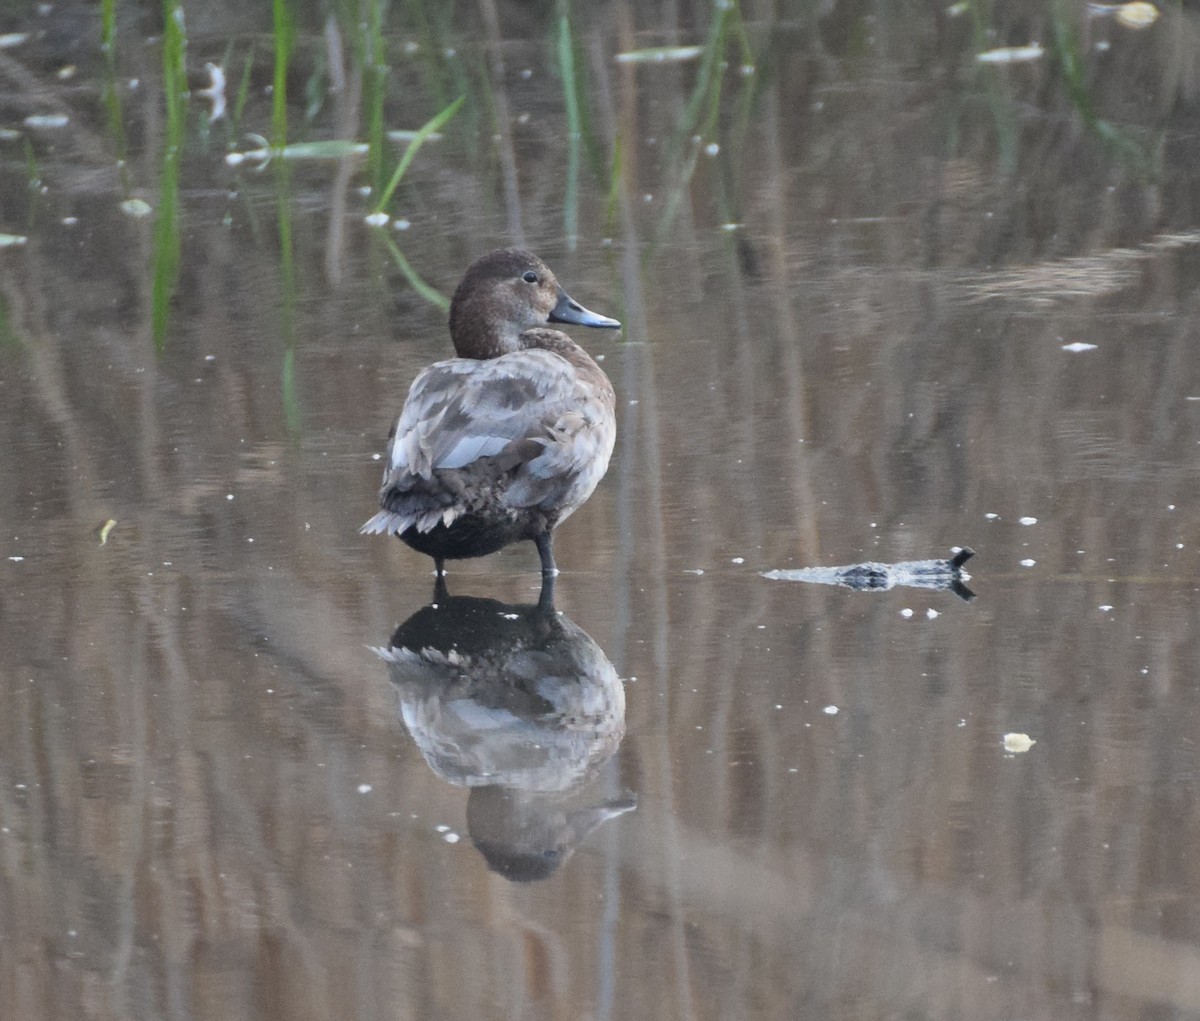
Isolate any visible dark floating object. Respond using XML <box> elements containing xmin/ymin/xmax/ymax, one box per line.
<box><xmin>361</xmin><ymin>248</ymin><xmax>621</xmax><ymax>579</ymax></box>
<box><xmin>762</xmin><ymin>547</ymin><xmax>976</xmax><ymax>602</ymax></box>
<box><xmin>374</xmin><ymin>585</ymin><xmax>634</xmax><ymax>882</ymax></box>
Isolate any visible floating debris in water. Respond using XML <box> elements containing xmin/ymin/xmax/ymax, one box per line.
<box><xmin>0</xmin><ymin>234</ymin><xmax>27</xmax><ymax>247</ymax></box>
<box><xmin>225</xmin><ymin>136</ymin><xmax>368</xmax><ymax>170</ymax></box>
<box><xmin>120</xmin><ymin>198</ymin><xmax>153</xmax><ymax>218</ymax></box>
<box><xmin>1062</xmin><ymin>341</ymin><xmax>1098</xmax><ymax>352</ymax></box>
<box><xmin>387</xmin><ymin>129</ymin><xmax>443</xmax><ymax>143</ymax></box>
<box><xmin>763</xmin><ymin>547</ymin><xmax>976</xmax><ymax>601</ymax></box>
<box><xmin>615</xmin><ymin>45</ymin><xmax>705</xmax><ymax>64</ymax></box>
<box><xmin>357</xmin><ymin>783</ymin><xmax>372</xmax><ymax>794</ymax></box>
<box><xmin>24</xmin><ymin>113</ymin><xmax>70</xmax><ymax>129</ymax></box>
<box><xmin>364</xmin><ymin>212</ymin><xmax>390</xmax><ymax>227</ymax></box>
<box><xmin>56</xmin><ymin>65</ymin><xmax>76</xmax><ymax>81</ymax></box>
<box><xmin>1087</xmin><ymin>2</ymin><xmax>1159</xmax><ymax>28</ymax></box>
<box><xmin>823</xmin><ymin>705</ymin><xmax>839</xmax><ymax>715</ymax></box>
<box><xmin>976</xmin><ymin>43</ymin><xmax>1044</xmax><ymax>63</ymax></box>
<box><xmin>96</xmin><ymin>519</ymin><xmax>117</xmax><ymax>545</ymax></box>
<box><xmin>0</xmin><ymin>33</ymin><xmax>29</xmax><ymax>48</ymax></box>
<box><xmin>985</xmin><ymin>512</ymin><xmax>1000</xmax><ymax>520</ymax></box>
<box><xmin>197</xmin><ymin>62</ymin><xmax>226</xmax><ymax>122</ymax></box>
<box><xmin>1020</xmin><ymin>559</ymin><xmax>1036</xmax><ymax>567</ymax></box>
<box><xmin>1003</xmin><ymin>732</ymin><xmax>1036</xmax><ymax>754</ymax></box>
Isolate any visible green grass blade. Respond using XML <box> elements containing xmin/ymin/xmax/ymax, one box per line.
<box><xmin>557</xmin><ymin>10</ymin><xmax>580</xmax><ymax>250</ymax></box>
<box><xmin>152</xmin><ymin>0</ymin><xmax>187</xmax><ymax>350</ymax></box>
<box><xmin>379</xmin><ymin>233</ymin><xmax>450</xmax><ymax>310</ymax></box>
<box><xmin>373</xmin><ymin>94</ymin><xmax>464</xmax><ymax>214</ymax></box>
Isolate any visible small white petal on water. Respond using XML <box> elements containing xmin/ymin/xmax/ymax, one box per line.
<box><xmin>823</xmin><ymin>705</ymin><xmax>838</xmax><ymax>715</ymax></box>
<box><xmin>120</xmin><ymin>198</ymin><xmax>153</xmax><ymax>218</ymax></box>
<box><xmin>1003</xmin><ymin>732</ymin><xmax>1035</xmax><ymax>753</ymax></box>
<box><xmin>24</xmin><ymin>114</ymin><xmax>69</xmax><ymax>129</ymax></box>
<box><xmin>1020</xmin><ymin>558</ymin><xmax>1036</xmax><ymax>567</ymax></box>
<box><xmin>1062</xmin><ymin>341</ymin><xmax>1097</xmax><ymax>352</ymax></box>
<box><xmin>1019</xmin><ymin>516</ymin><xmax>1038</xmax><ymax>526</ymax></box>
<box><xmin>976</xmin><ymin>43</ymin><xmax>1044</xmax><ymax>63</ymax></box>
<box><xmin>900</xmin><ymin>607</ymin><xmax>914</xmax><ymax>618</ymax></box>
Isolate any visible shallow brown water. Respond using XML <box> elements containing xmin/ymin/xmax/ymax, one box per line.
<box><xmin>4</xmin><ymin>1</ymin><xmax>1200</xmax><ymax>1018</ymax></box>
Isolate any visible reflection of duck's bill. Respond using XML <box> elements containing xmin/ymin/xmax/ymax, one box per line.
<box><xmin>549</xmin><ymin>286</ymin><xmax>621</xmax><ymax>329</ymax></box>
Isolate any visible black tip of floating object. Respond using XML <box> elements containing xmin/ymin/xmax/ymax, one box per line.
<box><xmin>948</xmin><ymin>547</ymin><xmax>976</xmax><ymax>601</ymax></box>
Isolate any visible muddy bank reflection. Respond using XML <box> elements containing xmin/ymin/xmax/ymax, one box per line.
<box><xmin>376</xmin><ymin>584</ymin><xmax>634</xmax><ymax>881</ymax></box>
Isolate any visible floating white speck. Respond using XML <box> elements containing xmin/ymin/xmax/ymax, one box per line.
<box><xmin>985</xmin><ymin>512</ymin><xmax>1000</xmax><ymax>520</ymax></box>
<box><xmin>441</xmin><ymin>831</ymin><xmax>460</xmax><ymax>843</ymax></box>
<box><xmin>615</xmin><ymin>45</ymin><xmax>704</xmax><ymax>64</ymax></box>
<box><xmin>1003</xmin><ymin>732</ymin><xmax>1035</xmax><ymax>753</ymax></box>
<box><xmin>926</xmin><ymin>608</ymin><xmax>940</xmax><ymax>619</ymax></box>
<box><xmin>0</xmin><ymin>33</ymin><xmax>29</xmax><ymax>48</ymax></box>
<box><xmin>1062</xmin><ymin>342</ymin><xmax>1097</xmax><ymax>352</ymax></box>
<box><xmin>705</xmin><ymin>142</ymin><xmax>719</xmax><ymax>156</ymax></box>
<box><xmin>8</xmin><ymin>556</ymin><xmax>24</xmax><ymax>562</ymax></box>
<box><xmin>899</xmin><ymin>607</ymin><xmax>914</xmax><ymax>618</ymax></box>
<box><xmin>683</xmin><ymin>568</ymin><xmax>704</xmax><ymax>574</ymax></box>
<box><xmin>1020</xmin><ymin>558</ymin><xmax>1036</xmax><ymax>567</ymax></box>
<box><xmin>434</xmin><ymin>824</ymin><xmax>451</xmax><ymax>833</ymax></box>
<box><xmin>24</xmin><ymin>113</ymin><xmax>69</xmax><ymax>129</ymax></box>
<box><xmin>0</xmin><ymin>234</ymin><xmax>27</xmax><ymax>247</ymax></box>
<box><xmin>1019</xmin><ymin>516</ymin><xmax>1038</xmax><ymax>526</ymax></box>
<box><xmin>976</xmin><ymin>43</ymin><xmax>1044</xmax><ymax>63</ymax></box>
<box><xmin>364</xmin><ymin>211</ymin><xmax>389</xmax><ymax>227</ymax></box>
<box><xmin>120</xmin><ymin>198</ymin><xmax>153</xmax><ymax>218</ymax></box>
<box><xmin>371</xmin><ymin>452</ymin><xmax>381</xmax><ymax>461</ymax></box>
<box><xmin>1099</xmin><ymin>605</ymin><xmax>1113</xmax><ymax>612</ymax></box>
<box><xmin>823</xmin><ymin>705</ymin><xmax>838</xmax><ymax>715</ymax></box>
<box><xmin>393</xmin><ymin>218</ymin><xmax>411</xmax><ymax>231</ymax></box>
<box><xmin>731</xmin><ymin>557</ymin><xmax>744</xmax><ymax>564</ymax></box>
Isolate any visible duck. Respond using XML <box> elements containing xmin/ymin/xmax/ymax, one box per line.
<box><xmin>361</xmin><ymin>248</ymin><xmax>621</xmax><ymax>579</ymax></box>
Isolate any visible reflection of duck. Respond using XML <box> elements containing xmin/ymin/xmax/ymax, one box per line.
<box><xmin>376</xmin><ymin>585</ymin><xmax>633</xmax><ymax>881</ymax></box>
<box><xmin>361</xmin><ymin>248</ymin><xmax>621</xmax><ymax>578</ymax></box>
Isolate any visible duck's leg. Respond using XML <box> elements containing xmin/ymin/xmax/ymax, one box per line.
<box><xmin>534</xmin><ymin>531</ymin><xmax>558</xmax><ymax>578</ymax></box>
<box><xmin>432</xmin><ymin>572</ymin><xmax>450</xmax><ymax>604</ymax></box>
<box><xmin>434</xmin><ymin>555</ymin><xmax>446</xmax><ymax>577</ymax></box>
<box><xmin>536</xmin><ymin>571</ymin><xmax>556</xmax><ymax>614</ymax></box>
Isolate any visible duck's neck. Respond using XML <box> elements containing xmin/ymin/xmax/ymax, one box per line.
<box><xmin>451</xmin><ymin>316</ymin><xmax>524</xmax><ymax>359</ymax></box>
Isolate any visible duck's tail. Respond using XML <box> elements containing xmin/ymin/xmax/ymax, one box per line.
<box><xmin>360</xmin><ymin>510</ymin><xmax>409</xmax><ymax>536</ymax></box>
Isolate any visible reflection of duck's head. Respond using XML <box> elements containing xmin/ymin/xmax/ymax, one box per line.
<box><xmin>467</xmin><ymin>786</ymin><xmax>636</xmax><ymax>883</ymax></box>
<box><xmin>376</xmin><ymin>594</ymin><xmax>626</xmax><ymax>792</ymax></box>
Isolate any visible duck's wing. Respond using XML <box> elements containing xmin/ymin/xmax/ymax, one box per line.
<box><xmin>385</xmin><ymin>351</ymin><xmax>584</xmax><ymax>480</ymax></box>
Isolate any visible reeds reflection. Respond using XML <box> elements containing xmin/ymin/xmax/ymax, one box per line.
<box><xmin>375</xmin><ymin>582</ymin><xmax>634</xmax><ymax>881</ymax></box>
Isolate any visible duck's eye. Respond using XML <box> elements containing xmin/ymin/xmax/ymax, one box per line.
<box><xmin>522</xmin><ymin>270</ymin><xmax>539</xmax><ymax>284</ymax></box>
